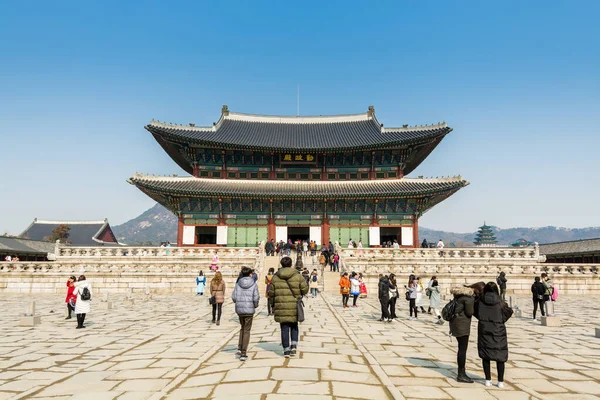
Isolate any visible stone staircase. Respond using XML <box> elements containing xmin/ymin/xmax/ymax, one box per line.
<box><xmin>323</xmin><ymin>271</ymin><xmax>341</xmax><ymax>294</ymax></box>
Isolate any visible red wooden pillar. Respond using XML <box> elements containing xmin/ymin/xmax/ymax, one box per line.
<box><xmin>322</xmin><ymin>198</ymin><xmax>329</xmax><ymax>245</ymax></box>
<box><xmin>177</xmin><ymin>218</ymin><xmax>184</xmax><ymax>247</ymax></box>
<box><xmin>412</xmin><ymin>216</ymin><xmax>419</xmax><ymax>248</ymax></box>
<box><xmin>192</xmin><ymin>164</ymin><xmax>199</xmax><ymax>178</ymax></box>
<box><xmin>370</xmin><ymin>151</ymin><xmax>375</xmax><ymax>179</ymax></box>
<box><xmin>270</xmin><ymin>152</ymin><xmax>276</xmax><ymax>179</ymax></box>
<box><xmin>222</xmin><ymin>150</ymin><xmax>227</xmax><ymax>179</ymax></box>
<box><xmin>267</xmin><ymin>218</ymin><xmax>276</xmax><ymax>241</ymax></box>
<box><xmin>322</xmin><ymin>218</ymin><xmax>330</xmax><ymax>247</ymax></box>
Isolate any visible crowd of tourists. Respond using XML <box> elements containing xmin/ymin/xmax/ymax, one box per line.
<box><xmin>265</xmin><ymin>239</ymin><xmax>342</xmax><ymax>271</ymax></box>
<box><xmin>61</xmin><ymin>258</ymin><xmax>560</xmax><ymax>389</ymax></box>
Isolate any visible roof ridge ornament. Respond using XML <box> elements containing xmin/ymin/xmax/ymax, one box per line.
<box><xmin>221</xmin><ymin>105</ymin><xmax>230</xmax><ymax>117</ymax></box>
<box><xmin>367</xmin><ymin>105</ymin><xmax>375</xmax><ymax>118</ymax></box>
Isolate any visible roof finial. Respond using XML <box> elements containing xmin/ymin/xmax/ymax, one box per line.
<box><xmin>367</xmin><ymin>105</ymin><xmax>375</xmax><ymax>118</ymax></box>
<box><xmin>221</xmin><ymin>105</ymin><xmax>230</xmax><ymax>116</ymax></box>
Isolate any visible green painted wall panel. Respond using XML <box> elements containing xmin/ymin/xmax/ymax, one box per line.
<box><xmin>227</xmin><ymin>226</ymin><xmax>237</xmax><ymax>246</ymax></box>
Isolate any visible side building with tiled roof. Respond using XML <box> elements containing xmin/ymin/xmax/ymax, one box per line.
<box><xmin>539</xmin><ymin>238</ymin><xmax>600</xmax><ymax>264</ymax></box>
<box><xmin>130</xmin><ymin>105</ymin><xmax>469</xmax><ymax>247</ymax></box>
<box><xmin>20</xmin><ymin>219</ymin><xmax>120</xmax><ymax>246</ymax></box>
<box><xmin>0</xmin><ymin>236</ymin><xmax>56</xmax><ymax>261</ymax></box>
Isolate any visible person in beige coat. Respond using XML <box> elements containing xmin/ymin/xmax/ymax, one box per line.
<box><xmin>210</xmin><ymin>272</ymin><xmax>226</xmax><ymax>325</ymax></box>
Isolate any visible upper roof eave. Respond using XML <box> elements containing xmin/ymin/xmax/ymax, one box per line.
<box><xmin>128</xmin><ymin>174</ymin><xmax>469</xmax><ymax>199</ymax></box>
<box><xmin>145</xmin><ymin>106</ymin><xmax>452</xmax><ymax>152</ymax></box>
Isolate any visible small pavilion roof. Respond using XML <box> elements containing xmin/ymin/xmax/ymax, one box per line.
<box><xmin>128</xmin><ymin>174</ymin><xmax>469</xmax><ymax>199</ymax></box>
<box><xmin>19</xmin><ymin>219</ymin><xmax>120</xmax><ymax>246</ymax></box>
<box><xmin>146</xmin><ymin>105</ymin><xmax>451</xmax><ymax>153</ymax></box>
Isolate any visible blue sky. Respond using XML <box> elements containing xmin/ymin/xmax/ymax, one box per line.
<box><xmin>1</xmin><ymin>0</ymin><xmax>599</xmax><ymax>234</ymax></box>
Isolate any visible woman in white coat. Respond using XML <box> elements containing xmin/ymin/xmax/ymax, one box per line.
<box><xmin>74</xmin><ymin>275</ymin><xmax>91</xmax><ymax>329</ymax></box>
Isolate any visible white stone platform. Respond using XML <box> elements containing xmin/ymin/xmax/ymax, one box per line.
<box><xmin>0</xmin><ymin>292</ymin><xmax>599</xmax><ymax>399</ymax></box>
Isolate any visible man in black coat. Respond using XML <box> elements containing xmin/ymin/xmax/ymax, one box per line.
<box><xmin>378</xmin><ymin>275</ymin><xmax>391</xmax><ymax>322</ymax></box>
<box><xmin>531</xmin><ymin>276</ymin><xmax>546</xmax><ymax>319</ymax></box>
<box><xmin>450</xmin><ymin>287</ymin><xmax>475</xmax><ymax>383</ymax></box>
<box><xmin>496</xmin><ymin>272</ymin><xmax>507</xmax><ymax>301</ymax></box>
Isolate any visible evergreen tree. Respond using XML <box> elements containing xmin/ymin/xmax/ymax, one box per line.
<box><xmin>474</xmin><ymin>222</ymin><xmax>497</xmax><ymax>246</ymax></box>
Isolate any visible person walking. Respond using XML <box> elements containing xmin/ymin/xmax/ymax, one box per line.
<box><xmin>531</xmin><ymin>276</ymin><xmax>546</xmax><ymax>319</ymax></box>
<box><xmin>427</xmin><ymin>276</ymin><xmax>435</xmax><ymax>314</ymax></box>
<box><xmin>268</xmin><ymin>256</ymin><xmax>308</xmax><ymax>358</ymax></box>
<box><xmin>210</xmin><ymin>271</ymin><xmax>226</xmax><ymax>325</ymax></box>
<box><xmin>350</xmin><ymin>272</ymin><xmax>361</xmax><ymax>307</ymax></box>
<box><xmin>405</xmin><ymin>274</ymin><xmax>419</xmax><ymax>320</ymax></box>
<box><xmin>449</xmin><ymin>286</ymin><xmax>475</xmax><ymax>383</ymax></box>
<box><xmin>541</xmin><ymin>273</ymin><xmax>554</xmax><ymax>316</ymax></box>
<box><xmin>416</xmin><ymin>277</ymin><xmax>426</xmax><ymax>313</ymax></box>
<box><xmin>388</xmin><ymin>274</ymin><xmax>399</xmax><ymax>318</ymax></box>
<box><xmin>496</xmin><ymin>271</ymin><xmax>507</xmax><ymax>301</ymax></box>
<box><xmin>65</xmin><ymin>276</ymin><xmax>77</xmax><ymax>320</ymax></box>
<box><xmin>196</xmin><ymin>271</ymin><xmax>206</xmax><ymax>296</ymax></box>
<box><xmin>429</xmin><ymin>279</ymin><xmax>442</xmax><ymax>324</ymax></box>
<box><xmin>339</xmin><ymin>272</ymin><xmax>351</xmax><ymax>308</ymax></box>
<box><xmin>378</xmin><ymin>275</ymin><xmax>391</xmax><ymax>322</ymax></box>
<box><xmin>265</xmin><ymin>267</ymin><xmax>275</xmax><ymax>315</ymax></box>
<box><xmin>309</xmin><ymin>269</ymin><xmax>319</xmax><ymax>298</ymax></box>
<box><xmin>231</xmin><ymin>267</ymin><xmax>259</xmax><ymax>361</ymax></box>
<box><xmin>474</xmin><ymin>282</ymin><xmax>513</xmax><ymax>389</ymax></box>
<box><xmin>74</xmin><ymin>275</ymin><xmax>91</xmax><ymax>329</ymax></box>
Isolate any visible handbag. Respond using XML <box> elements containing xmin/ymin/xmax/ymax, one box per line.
<box><xmin>341</xmin><ymin>287</ymin><xmax>350</xmax><ymax>295</ymax></box>
<box><xmin>209</xmin><ymin>296</ymin><xmax>216</xmax><ymax>305</ymax></box>
<box><xmin>285</xmin><ymin>278</ymin><xmax>305</xmax><ymax>323</ymax></box>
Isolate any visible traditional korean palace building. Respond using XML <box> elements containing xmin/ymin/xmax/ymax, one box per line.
<box><xmin>129</xmin><ymin>106</ymin><xmax>468</xmax><ymax>247</ymax></box>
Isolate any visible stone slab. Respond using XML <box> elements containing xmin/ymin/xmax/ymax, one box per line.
<box><xmin>19</xmin><ymin>315</ymin><xmax>41</xmax><ymax>326</ymax></box>
<box><xmin>541</xmin><ymin>316</ymin><xmax>561</xmax><ymax>327</ymax></box>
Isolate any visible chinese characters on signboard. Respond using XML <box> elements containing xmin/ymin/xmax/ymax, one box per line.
<box><xmin>280</xmin><ymin>154</ymin><xmax>317</xmax><ymax>163</ymax></box>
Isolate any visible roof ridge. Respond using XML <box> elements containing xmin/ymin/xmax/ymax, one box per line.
<box><xmin>225</xmin><ymin>111</ymin><xmax>372</xmax><ymax>124</ymax></box>
<box><xmin>540</xmin><ymin>237</ymin><xmax>600</xmax><ymax>246</ymax></box>
<box><xmin>383</xmin><ymin>121</ymin><xmax>448</xmax><ymax>131</ymax></box>
<box><xmin>31</xmin><ymin>219</ymin><xmax>108</xmax><ymax>225</ymax></box>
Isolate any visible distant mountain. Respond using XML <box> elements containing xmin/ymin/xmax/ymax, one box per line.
<box><xmin>420</xmin><ymin>225</ymin><xmax>600</xmax><ymax>246</ymax></box>
<box><xmin>112</xmin><ymin>204</ymin><xmax>177</xmax><ymax>245</ymax></box>
<box><xmin>113</xmin><ymin>203</ymin><xmax>600</xmax><ymax>246</ymax></box>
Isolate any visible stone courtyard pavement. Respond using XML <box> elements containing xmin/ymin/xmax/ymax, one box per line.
<box><xmin>0</xmin><ymin>292</ymin><xmax>599</xmax><ymax>400</ymax></box>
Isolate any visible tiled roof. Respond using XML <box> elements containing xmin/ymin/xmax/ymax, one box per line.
<box><xmin>19</xmin><ymin>219</ymin><xmax>119</xmax><ymax>246</ymax></box>
<box><xmin>0</xmin><ymin>236</ymin><xmax>54</xmax><ymax>255</ymax></box>
<box><xmin>128</xmin><ymin>174</ymin><xmax>469</xmax><ymax>199</ymax></box>
<box><xmin>539</xmin><ymin>238</ymin><xmax>600</xmax><ymax>256</ymax></box>
<box><xmin>146</xmin><ymin>107</ymin><xmax>451</xmax><ymax>152</ymax></box>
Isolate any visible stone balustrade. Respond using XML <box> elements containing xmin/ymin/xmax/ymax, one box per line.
<box><xmin>339</xmin><ymin>246</ymin><xmax>539</xmax><ymax>262</ymax></box>
<box><xmin>340</xmin><ymin>259</ymin><xmax>598</xmax><ymax>277</ymax></box>
<box><xmin>56</xmin><ymin>245</ymin><xmax>261</xmax><ymax>259</ymax></box>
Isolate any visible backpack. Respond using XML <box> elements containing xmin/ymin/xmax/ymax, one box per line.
<box><xmin>441</xmin><ymin>299</ymin><xmax>458</xmax><ymax>321</ymax></box>
<box><xmin>312</xmin><ymin>275</ymin><xmax>318</xmax><ymax>282</ymax></box>
<box><xmin>81</xmin><ymin>287</ymin><xmax>91</xmax><ymax>301</ymax></box>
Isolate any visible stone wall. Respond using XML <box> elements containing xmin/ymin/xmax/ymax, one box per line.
<box><xmin>1</xmin><ymin>246</ymin><xmax>598</xmax><ymax>295</ymax></box>
<box><xmin>0</xmin><ymin>248</ymin><xmax>263</xmax><ymax>295</ymax></box>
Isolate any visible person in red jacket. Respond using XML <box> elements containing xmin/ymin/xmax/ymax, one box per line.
<box><xmin>65</xmin><ymin>276</ymin><xmax>77</xmax><ymax>320</ymax></box>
